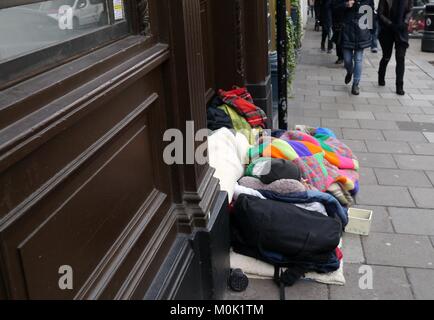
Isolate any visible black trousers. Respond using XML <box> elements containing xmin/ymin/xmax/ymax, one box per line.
<box><xmin>379</xmin><ymin>32</ymin><xmax>407</xmax><ymax>86</ymax></box>
<box><xmin>332</xmin><ymin>28</ymin><xmax>343</xmax><ymax>60</ymax></box>
<box><xmin>321</xmin><ymin>26</ymin><xmax>333</xmax><ymax>51</ymax></box>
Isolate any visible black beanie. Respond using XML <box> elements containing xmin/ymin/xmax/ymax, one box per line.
<box><xmin>258</xmin><ymin>159</ymin><xmax>302</xmax><ymax>184</ymax></box>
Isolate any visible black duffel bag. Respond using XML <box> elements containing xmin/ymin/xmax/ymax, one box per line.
<box><xmin>231</xmin><ymin>194</ymin><xmax>343</xmax><ymax>298</ymax></box>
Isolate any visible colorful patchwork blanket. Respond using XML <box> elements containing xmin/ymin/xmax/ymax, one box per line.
<box><xmin>247</xmin><ymin>128</ymin><xmax>360</xmax><ymax>195</ymax></box>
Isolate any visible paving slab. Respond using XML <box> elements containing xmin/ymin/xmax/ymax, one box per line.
<box><xmin>354</xmin><ymin>104</ymin><xmax>389</xmax><ymax>113</ymax></box>
<box><xmin>389</xmin><ymin>207</ymin><xmax>434</xmax><ymax>236</ymax></box>
<box><xmin>359</xmin><ymin>120</ymin><xmax>399</xmax><ymax>130</ymax></box>
<box><xmin>343</xmin><ymin>129</ymin><xmax>385</xmax><ymax>141</ymax></box>
<box><xmin>284</xmin><ymin>281</ymin><xmax>329</xmax><ymax>300</ymax></box>
<box><xmin>409</xmin><ymin>188</ymin><xmax>434</xmax><ymax>209</ymax></box>
<box><xmin>303</xmin><ymin>109</ymin><xmax>339</xmax><ymax>118</ymax></box>
<box><xmin>387</xmin><ymin>106</ymin><xmax>424</xmax><ymax>114</ymax></box>
<box><xmin>321</xmin><ymin>118</ymin><xmax>360</xmax><ymax>129</ymax></box>
<box><xmin>409</xmin><ymin>143</ymin><xmax>434</xmax><ymax>155</ymax></box>
<box><xmin>358</xmin><ymin>168</ymin><xmax>378</xmax><ymax>185</ymax></box>
<box><xmin>329</xmin><ymin>264</ymin><xmax>413</xmax><ymax>300</ymax></box>
<box><xmin>368</xmin><ymin>98</ymin><xmax>402</xmax><ymax>106</ymax></box>
<box><xmin>410</xmin><ymin>114</ymin><xmax>434</xmax><ymax>123</ymax></box>
<box><xmin>342</xmin><ymin>233</ymin><xmax>365</xmax><ymax>264</ymax></box>
<box><xmin>305</xmin><ymin>95</ymin><xmax>336</xmax><ymax>103</ymax></box>
<box><xmin>422</xmin><ymin>106</ymin><xmax>434</xmax><ymax>114</ymax></box>
<box><xmin>362</xmin><ymin>233</ymin><xmax>434</xmax><ymax>269</ymax></box>
<box><xmin>288</xmin><ymin>101</ymin><xmax>321</xmax><ymax>109</ymax></box>
<box><xmin>356</xmin><ymin>153</ymin><xmax>397</xmax><ymax>169</ymax></box>
<box><xmin>356</xmin><ymin>185</ymin><xmax>414</xmax><ymax>207</ymax></box>
<box><xmin>396</xmin><ymin>121</ymin><xmax>434</xmax><ymax>132</ymax></box>
<box><xmin>341</xmin><ymin>140</ymin><xmax>367</xmax><ymax>153</ymax></box>
<box><xmin>382</xmin><ymin>130</ymin><xmax>428</xmax><ymax>142</ymax></box>
<box><xmin>374</xmin><ymin>113</ymin><xmax>411</xmax><ymax>122</ymax></box>
<box><xmin>425</xmin><ymin>171</ymin><xmax>434</xmax><ymax>185</ymax></box>
<box><xmin>365</xmin><ymin>141</ymin><xmax>412</xmax><ymax>154</ymax></box>
<box><xmin>423</xmin><ymin>132</ymin><xmax>434</xmax><ymax>143</ymax></box>
<box><xmin>394</xmin><ymin>155</ymin><xmax>434</xmax><ymax>171</ymax></box>
<box><xmin>288</xmin><ymin>117</ymin><xmax>321</xmax><ymax>128</ymax></box>
<box><xmin>406</xmin><ymin>269</ymin><xmax>434</xmax><ymax>300</ymax></box>
<box><xmin>339</xmin><ymin>111</ymin><xmax>375</xmax><ymax>120</ymax></box>
<box><xmin>321</xmin><ymin>103</ymin><xmax>355</xmax><ymax>111</ymax></box>
<box><xmin>374</xmin><ymin>169</ymin><xmax>432</xmax><ymax>187</ymax></box>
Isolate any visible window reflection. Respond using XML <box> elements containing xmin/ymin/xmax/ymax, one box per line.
<box><xmin>0</xmin><ymin>0</ymin><xmax>117</xmax><ymax>63</ymax></box>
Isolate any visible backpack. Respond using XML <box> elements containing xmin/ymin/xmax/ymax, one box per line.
<box><xmin>231</xmin><ymin>194</ymin><xmax>342</xmax><ymax>299</ymax></box>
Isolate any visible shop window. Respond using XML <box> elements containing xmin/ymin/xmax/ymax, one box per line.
<box><xmin>0</xmin><ymin>0</ymin><xmax>149</xmax><ymax>88</ymax></box>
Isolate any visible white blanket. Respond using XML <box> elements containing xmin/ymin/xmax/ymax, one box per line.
<box><xmin>208</xmin><ymin>128</ymin><xmax>251</xmax><ymax>202</ymax></box>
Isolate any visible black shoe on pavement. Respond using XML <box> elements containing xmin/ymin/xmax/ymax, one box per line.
<box><xmin>345</xmin><ymin>72</ymin><xmax>353</xmax><ymax>85</ymax></box>
<box><xmin>378</xmin><ymin>73</ymin><xmax>386</xmax><ymax>86</ymax></box>
<box><xmin>335</xmin><ymin>59</ymin><xmax>344</xmax><ymax>64</ymax></box>
<box><xmin>351</xmin><ymin>84</ymin><xmax>360</xmax><ymax>96</ymax></box>
<box><xmin>396</xmin><ymin>84</ymin><xmax>405</xmax><ymax>96</ymax></box>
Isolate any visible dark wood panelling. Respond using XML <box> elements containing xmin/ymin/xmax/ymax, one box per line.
<box><xmin>200</xmin><ymin>0</ymin><xmax>216</xmax><ymax>101</ymax></box>
<box><xmin>167</xmin><ymin>0</ymin><xmax>221</xmax><ymax>233</ymax></box>
<box><xmin>17</xmin><ymin>119</ymin><xmax>156</xmax><ymax>299</ymax></box>
<box><xmin>210</xmin><ymin>0</ymin><xmax>246</xmax><ymax>90</ymax></box>
<box><xmin>0</xmin><ymin>39</ymin><xmax>176</xmax><ymax>299</ymax></box>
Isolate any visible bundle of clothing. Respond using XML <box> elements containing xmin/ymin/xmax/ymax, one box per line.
<box><xmin>248</xmin><ymin>127</ymin><xmax>359</xmax><ymax>207</ymax></box>
<box><xmin>207</xmin><ymin>90</ymin><xmax>360</xmax><ymax>291</ymax></box>
<box><xmin>207</xmin><ymin>87</ymin><xmax>268</xmax><ymax>144</ymax></box>
<box><xmin>231</xmin><ymin>158</ymin><xmax>347</xmax><ymax>290</ymax></box>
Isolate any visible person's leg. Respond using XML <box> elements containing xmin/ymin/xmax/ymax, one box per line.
<box><xmin>343</xmin><ymin>49</ymin><xmax>354</xmax><ymax>84</ymax></box>
<box><xmin>395</xmin><ymin>43</ymin><xmax>407</xmax><ymax>95</ymax></box>
<box><xmin>336</xmin><ymin>30</ymin><xmax>344</xmax><ymax>61</ymax></box>
<box><xmin>378</xmin><ymin>33</ymin><xmax>394</xmax><ymax>86</ymax></box>
<box><xmin>327</xmin><ymin>28</ymin><xmax>334</xmax><ymax>52</ymax></box>
<box><xmin>350</xmin><ymin>49</ymin><xmax>364</xmax><ymax>95</ymax></box>
<box><xmin>371</xmin><ymin>17</ymin><xmax>379</xmax><ymax>52</ymax></box>
<box><xmin>321</xmin><ymin>27</ymin><xmax>327</xmax><ymax>50</ymax></box>
<box><xmin>353</xmin><ymin>49</ymin><xmax>364</xmax><ymax>85</ymax></box>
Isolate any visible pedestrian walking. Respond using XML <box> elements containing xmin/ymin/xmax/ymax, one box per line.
<box><xmin>331</xmin><ymin>0</ymin><xmax>345</xmax><ymax>64</ymax></box>
<box><xmin>371</xmin><ymin>0</ymin><xmax>380</xmax><ymax>53</ymax></box>
<box><xmin>377</xmin><ymin>0</ymin><xmax>413</xmax><ymax>95</ymax></box>
<box><xmin>309</xmin><ymin>0</ymin><xmax>316</xmax><ymax>17</ymax></box>
<box><xmin>314</xmin><ymin>0</ymin><xmax>322</xmax><ymax>31</ymax></box>
<box><xmin>339</xmin><ymin>0</ymin><xmax>374</xmax><ymax>95</ymax></box>
<box><xmin>320</xmin><ymin>0</ymin><xmax>334</xmax><ymax>53</ymax></box>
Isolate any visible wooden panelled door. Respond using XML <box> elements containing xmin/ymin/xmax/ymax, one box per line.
<box><xmin>0</xmin><ymin>0</ymin><xmax>179</xmax><ymax>299</ymax></box>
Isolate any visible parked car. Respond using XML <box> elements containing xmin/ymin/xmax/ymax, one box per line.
<box><xmin>409</xmin><ymin>0</ymin><xmax>433</xmax><ymax>36</ymax></box>
<box><xmin>44</xmin><ymin>0</ymin><xmax>108</xmax><ymax>29</ymax></box>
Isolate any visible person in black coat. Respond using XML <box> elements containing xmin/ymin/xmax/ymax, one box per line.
<box><xmin>338</xmin><ymin>0</ymin><xmax>374</xmax><ymax>95</ymax></box>
<box><xmin>320</xmin><ymin>0</ymin><xmax>334</xmax><ymax>52</ymax></box>
<box><xmin>331</xmin><ymin>0</ymin><xmax>346</xmax><ymax>63</ymax></box>
<box><xmin>314</xmin><ymin>0</ymin><xmax>322</xmax><ymax>31</ymax></box>
<box><xmin>378</xmin><ymin>0</ymin><xmax>413</xmax><ymax>95</ymax></box>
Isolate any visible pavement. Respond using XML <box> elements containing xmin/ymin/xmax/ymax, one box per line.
<box><xmin>226</xmin><ymin>20</ymin><xmax>434</xmax><ymax>300</ymax></box>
